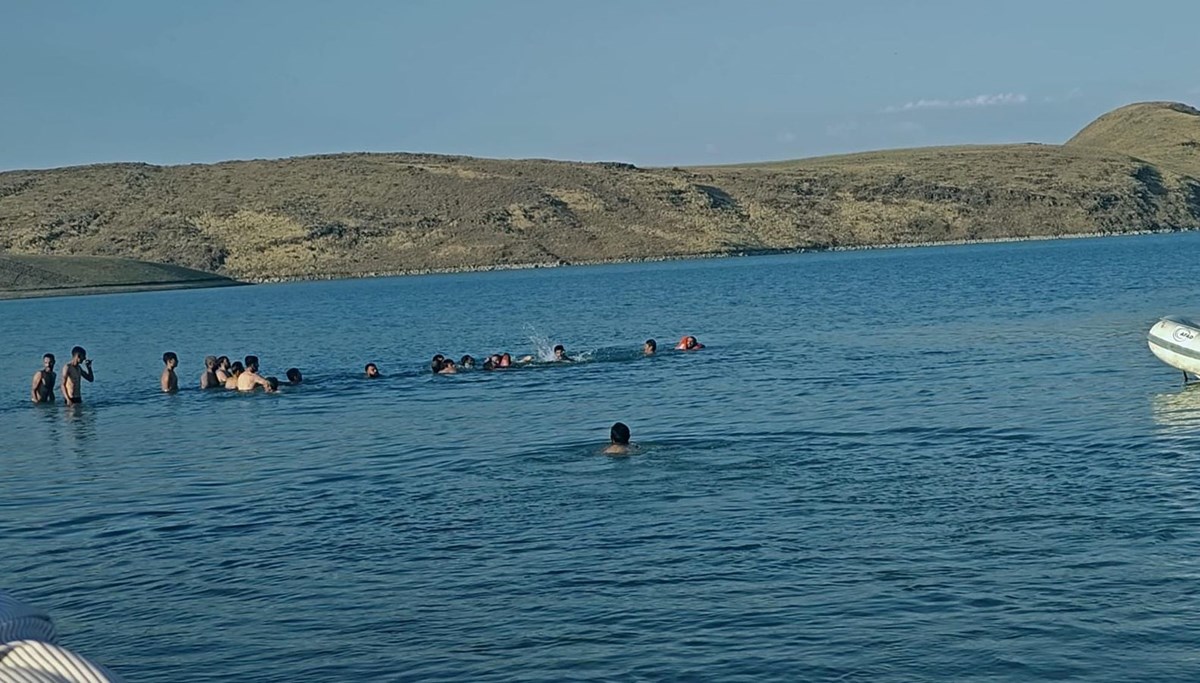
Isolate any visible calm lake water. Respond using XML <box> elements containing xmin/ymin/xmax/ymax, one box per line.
<box><xmin>3</xmin><ymin>233</ymin><xmax>1200</xmax><ymax>682</ymax></box>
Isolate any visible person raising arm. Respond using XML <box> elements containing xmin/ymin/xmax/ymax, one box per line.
<box><xmin>61</xmin><ymin>346</ymin><xmax>94</xmax><ymax>404</ymax></box>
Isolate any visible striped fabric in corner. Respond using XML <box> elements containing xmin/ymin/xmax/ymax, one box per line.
<box><xmin>0</xmin><ymin>596</ymin><xmax>56</xmax><ymax>645</ymax></box>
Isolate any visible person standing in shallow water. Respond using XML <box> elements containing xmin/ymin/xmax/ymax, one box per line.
<box><xmin>215</xmin><ymin>356</ymin><xmax>232</xmax><ymax>384</ymax></box>
<box><xmin>61</xmin><ymin>346</ymin><xmax>94</xmax><ymax>405</ymax></box>
<box><xmin>603</xmin><ymin>422</ymin><xmax>633</xmax><ymax>455</ymax></box>
<box><xmin>237</xmin><ymin>355</ymin><xmax>273</xmax><ymax>392</ymax></box>
<box><xmin>161</xmin><ymin>352</ymin><xmax>179</xmax><ymax>393</ymax></box>
<box><xmin>31</xmin><ymin>354</ymin><xmax>56</xmax><ymax>403</ymax></box>
<box><xmin>201</xmin><ymin>356</ymin><xmax>220</xmax><ymax>389</ymax></box>
<box><xmin>224</xmin><ymin>361</ymin><xmax>244</xmax><ymax>389</ymax></box>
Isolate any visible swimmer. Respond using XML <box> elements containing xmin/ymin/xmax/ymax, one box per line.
<box><xmin>643</xmin><ymin>339</ymin><xmax>657</xmax><ymax>356</ymax></box>
<box><xmin>499</xmin><ymin>353</ymin><xmax>512</xmax><ymax>368</ymax></box>
<box><xmin>224</xmin><ymin>361</ymin><xmax>244</xmax><ymax>389</ymax></box>
<box><xmin>460</xmin><ymin>355</ymin><xmax>476</xmax><ymax>369</ymax></box>
<box><xmin>31</xmin><ymin>353</ymin><xmax>56</xmax><ymax>404</ymax></box>
<box><xmin>483</xmin><ymin>357</ymin><xmax>497</xmax><ymax>371</ymax></box>
<box><xmin>61</xmin><ymin>346</ymin><xmax>94</xmax><ymax>405</ymax></box>
<box><xmin>215</xmin><ymin>356</ymin><xmax>232</xmax><ymax>383</ymax></box>
<box><xmin>365</xmin><ymin>362</ymin><xmax>380</xmax><ymax>378</ymax></box>
<box><xmin>285</xmin><ymin>368</ymin><xmax>303</xmax><ymax>385</ymax></box>
<box><xmin>201</xmin><ymin>356</ymin><xmax>220</xmax><ymax>389</ymax></box>
<box><xmin>431</xmin><ymin>354</ymin><xmax>445</xmax><ymax>373</ymax></box>
<box><xmin>236</xmin><ymin>355</ymin><xmax>273</xmax><ymax>392</ymax></box>
<box><xmin>553</xmin><ymin>344</ymin><xmax>572</xmax><ymax>362</ymax></box>
<box><xmin>161</xmin><ymin>352</ymin><xmax>179</xmax><ymax>393</ymax></box>
<box><xmin>265</xmin><ymin>376</ymin><xmax>280</xmax><ymax>393</ymax></box>
<box><xmin>436</xmin><ymin>358</ymin><xmax>458</xmax><ymax>375</ymax></box>
<box><xmin>676</xmin><ymin>335</ymin><xmax>705</xmax><ymax>351</ymax></box>
<box><xmin>603</xmin><ymin>422</ymin><xmax>633</xmax><ymax>456</ymax></box>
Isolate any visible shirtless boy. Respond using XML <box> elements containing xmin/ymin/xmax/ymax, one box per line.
<box><xmin>603</xmin><ymin>422</ymin><xmax>633</xmax><ymax>456</ymax></box>
<box><xmin>161</xmin><ymin>352</ymin><xmax>179</xmax><ymax>393</ymax></box>
<box><xmin>236</xmin><ymin>355</ymin><xmax>273</xmax><ymax>392</ymax></box>
<box><xmin>31</xmin><ymin>354</ymin><xmax>56</xmax><ymax>403</ymax></box>
<box><xmin>61</xmin><ymin>346</ymin><xmax>94</xmax><ymax>404</ymax></box>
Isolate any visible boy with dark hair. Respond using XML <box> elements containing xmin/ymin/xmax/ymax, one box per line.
<box><xmin>161</xmin><ymin>352</ymin><xmax>179</xmax><ymax>393</ymax></box>
<box><xmin>603</xmin><ymin>422</ymin><xmax>632</xmax><ymax>455</ymax></box>
<box><xmin>31</xmin><ymin>354</ymin><xmax>56</xmax><ymax>403</ymax></box>
<box><xmin>61</xmin><ymin>346</ymin><xmax>94</xmax><ymax>404</ymax></box>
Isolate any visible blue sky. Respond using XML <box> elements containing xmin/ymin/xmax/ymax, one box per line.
<box><xmin>2</xmin><ymin>0</ymin><xmax>1197</xmax><ymax>171</ymax></box>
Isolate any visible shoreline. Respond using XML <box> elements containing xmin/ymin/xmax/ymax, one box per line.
<box><xmin>0</xmin><ymin>228</ymin><xmax>1186</xmax><ymax>299</ymax></box>
<box><xmin>243</xmin><ymin>227</ymin><xmax>1177</xmax><ymax>284</ymax></box>
<box><xmin>0</xmin><ymin>278</ymin><xmax>244</xmax><ymax>301</ymax></box>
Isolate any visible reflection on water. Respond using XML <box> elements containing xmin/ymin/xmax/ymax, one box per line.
<box><xmin>1151</xmin><ymin>385</ymin><xmax>1200</xmax><ymax>433</ymax></box>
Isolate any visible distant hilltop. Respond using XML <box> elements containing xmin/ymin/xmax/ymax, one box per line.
<box><xmin>2</xmin><ymin>101</ymin><xmax>1199</xmax><ymax>291</ymax></box>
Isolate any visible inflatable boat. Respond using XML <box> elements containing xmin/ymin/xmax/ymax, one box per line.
<box><xmin>1148</xmin><ymin>316</ymin><xmax>1200</xmax><ymax>378</ymax></box>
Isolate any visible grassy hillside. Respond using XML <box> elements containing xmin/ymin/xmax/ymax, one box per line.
<box><xmin>0</xmin><ymin>253</ymin><xmax>238</xmax><ymax>299</ymax></box>
<box><xmin>1</xmin><ymin>101</ymin><xmax>1199</xmax><ymax>287</ymax></box>
<box><xmin>1066</xmin><ymin>101</ymin><xmax>1200</xmax><ymax>176</ymax></box>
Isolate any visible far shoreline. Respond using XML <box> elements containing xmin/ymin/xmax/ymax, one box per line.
<box><xmin>0</xmin><ymin>228</ymin><xmax>1188</xmax><ymax>300</ymax></box>
<box><xmin>242</xmin><ymin>227</ymin><xmax>1181</xmax><ymax>284</ymax></box>
<box><xmin>0</xmin><ymin>278</ymin><xmax>245</xmax><ymax>301</ymax></box>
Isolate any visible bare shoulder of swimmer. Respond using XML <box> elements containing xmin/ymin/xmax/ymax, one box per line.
<box><xmin>603</xmin><ymin>444</ymin><xmax>632</xmax><ymax>455</ymax></box>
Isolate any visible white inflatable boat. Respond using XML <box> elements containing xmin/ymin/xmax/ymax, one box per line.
<box><xmin>1148</xmin><ymin>316</ymin><xmax>1200</xmax><ymax>378</ymax></box>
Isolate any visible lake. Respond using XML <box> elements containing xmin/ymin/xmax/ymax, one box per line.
<box><xmin>2</xmin><ymin>233</ymin><xmax>1200</xmax><ymax>682</ymax></box>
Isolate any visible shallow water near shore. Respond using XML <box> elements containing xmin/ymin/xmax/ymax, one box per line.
<box><xmin>3</xmin><ymin>233</ymin><xmax>1200</xmax><ymax>681</ymax></box>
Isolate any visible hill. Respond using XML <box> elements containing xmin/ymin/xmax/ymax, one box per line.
<box><xmin>1066</xmin><ymin>101</ymin><xmax>1200</xmax><ymax>176</ymax></box>
<box><xmin>0</xmin><ymin>253</ymin><xmax>239</xmax><ymax>299</ymax></box>
<box><xmin>1</xmin><ymin>101</ymin><xmax>1199</xmax><ymax>290</ymax></box>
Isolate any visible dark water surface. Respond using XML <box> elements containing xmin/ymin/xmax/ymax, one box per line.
<box><xmin>3</xmin><ymin>234</ymin><xmax>1200</xmax><ymax>681</ymax></box>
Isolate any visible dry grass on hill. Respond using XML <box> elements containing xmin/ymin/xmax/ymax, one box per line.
<box><xmin>1</xmin><ymin>101</ymin><xmax>1198</xmax><ymax>292</ymax></box>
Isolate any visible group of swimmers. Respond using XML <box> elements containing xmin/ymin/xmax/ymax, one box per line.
<box><xmin>29</xmin><ymin>347</ymin><xmax>305</xmax><ymax>403</ymax></box>
<box><xmin>29</xmin><ymin>335</ymin><xmax>706</xmax><ymax>404</ymax></box>
<box><xmin>428</xmin><ymin>336</ymin><xmax>705</xmax><ymax>375</ymax></box>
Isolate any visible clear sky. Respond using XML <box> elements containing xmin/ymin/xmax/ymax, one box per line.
<box><xmin>2</xmin><ymin>0</ymin><xmax>1197</xmax><ymax>171</ymax></box>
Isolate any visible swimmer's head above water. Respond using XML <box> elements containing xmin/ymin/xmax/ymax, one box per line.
<box><xmin>603</xmin><ymin>422</ymin><xmax>633</xmax><ymax>455</ymax></box>
<box><xmin>643</xmin><ymin>339</ymin><xmax>656</xmax><ymax>355</ymax></box>
<box><xmin>162</xmin><ymin>351</ymin><xmax>178</xmax><ymax>369</ymax></box>
<box><xmin>676</xmin><ymin>336</ymin><xmax>704</xmax><ymax>351</ymax></box>
<box><xmin>553</xmin><ymin>345</ymin><xmax>569</xmax><ymax>361</ymax></box>
<box><xmin>460</xmin><ymin>355</ymin><xmax>476</xmax><ymax>369</ymax></box>
<box><xmin>365</xmin><ymin>362</ymin><xmax>380</xmax><ymax>378</ymax></box>
<box><xmin>285</xmin><ymin>367</ymin><xmax>303</xmax><ymax>384</ymax></box>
